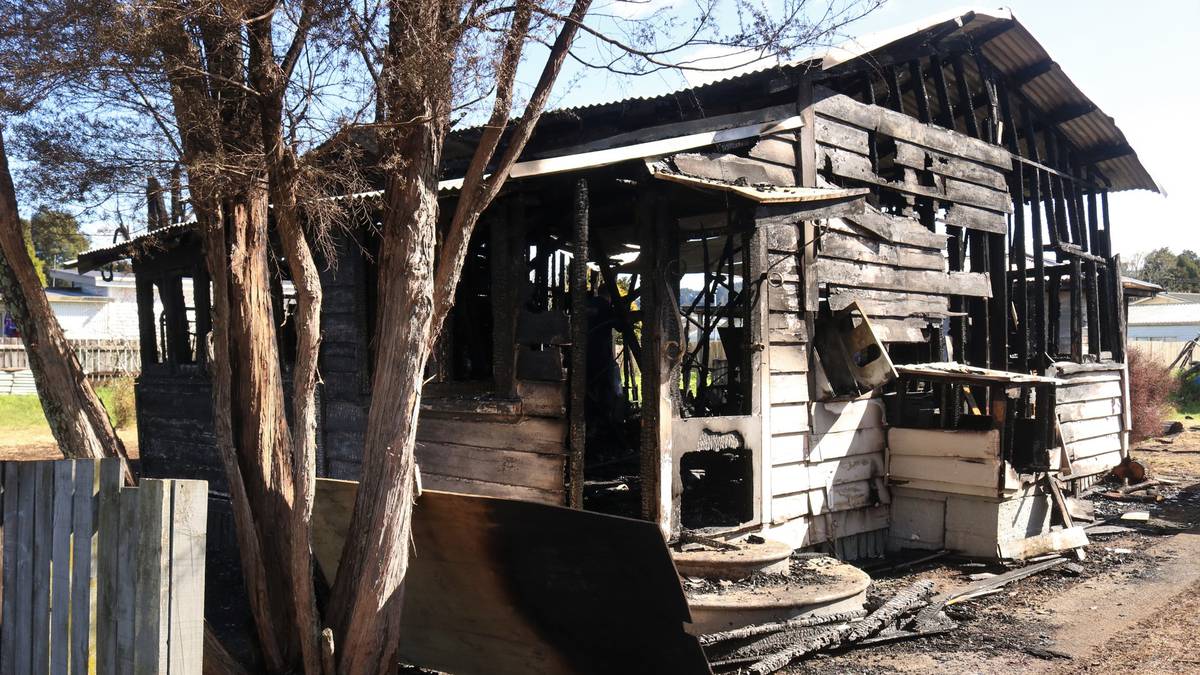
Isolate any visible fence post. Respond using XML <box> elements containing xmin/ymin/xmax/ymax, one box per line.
<box><xmin>70</xmin><ymin>461</ymin><xmax>97</xmax><ymax>675</ymax></box>
<box><xmin>168</xmin><ymin>481</ymin><xmax>206</xmax><ymax>674</ymax></box>
<box><xmin>31</xmin><ymin>462</ymin><xmax>54</xmax><ymax>675</ymax></box>
<box><xmin>1</xmin><ymin>464</ymin><xmax>18</xmax><ymax>675</ymax></box>
<box><xmin>96</xmin><ymin>458</ymin><xmax>123</xmax><ymax>674</ymax></box>
<box><xmin>134</xmin><ymin>480</ymin><xmax>170</xmax><ymax>675</ymax></box>
<box><xmin>50</xmin><ymin>462</ymin><xmax>75</xmax><ymax>675</ymax></box>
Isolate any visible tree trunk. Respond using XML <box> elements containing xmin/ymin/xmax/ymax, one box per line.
<box><xmin>0</xmin><ymin>130</ymin><xmax>130</xmax><ymax>467</ymax></box>
<box><xmin>329</xmin><ymin>116</ymin><xmax>442</xmax><ymax>674</ymax></box>
<box><xmin>195</xmin><ymin>193</ymin><xmax>291</xmax><ymax>673</ymax></box>
<box><xmin>248</xmin><ymin>15</ymin><xmax>324</xmax><ymax>672</ymax></box>
<box><xmin>197</xmin><ymin>183</ymin><xmax>321</xmax><ymax>674</ymax></box>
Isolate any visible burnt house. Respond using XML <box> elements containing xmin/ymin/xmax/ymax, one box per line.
<box><xmin>78</xmin><ymin>8</ymin><xmax>1155</xmax><ymax>561</ymax></box>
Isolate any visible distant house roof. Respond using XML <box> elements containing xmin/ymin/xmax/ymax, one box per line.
<box><xmin>1131</xmin><ymin>291</ymin><xmax>1200</xmax><ymax>305</ymax></box>
<box><xmin>1127</xmin><ymin>302</ymin><xmax>1200</xmax><ymax>327</ymax></box>
<box><xmin>1122</xmin><ymin>277</ymin><xmax>1165</xmax><ymax>298</ymax></box>
<box><xmin>41</xmin><ymin>288</ymin><xmax>110</xmax><ymax>304</ymax></box>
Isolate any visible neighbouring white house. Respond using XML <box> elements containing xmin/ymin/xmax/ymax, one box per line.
<box><xmin>0</xmin><ymin>269</ymin><xmax>143</xmax><ymax>340</ymax></box>
<box><xmin>1128</xmin><ymin>292</ymin><xmax>1200</xmax><ymax>342</ymax></box>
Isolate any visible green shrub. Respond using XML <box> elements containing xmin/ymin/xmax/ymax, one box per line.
<box><xmin>102</xmin><ymin>378</ymin><xmax>137</xmax><ymax>430</ymax></box>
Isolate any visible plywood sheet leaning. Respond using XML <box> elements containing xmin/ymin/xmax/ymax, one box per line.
<box><xmin>312</xmin><ymin>479</ymin><xmax>712</xmax><ymax>675</ymax></box>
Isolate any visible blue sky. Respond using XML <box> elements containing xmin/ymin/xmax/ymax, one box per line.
<box><xmin>555</xmin><ymin>1</ymin><xmax>1198</xmax><ymax>259</ymax></box>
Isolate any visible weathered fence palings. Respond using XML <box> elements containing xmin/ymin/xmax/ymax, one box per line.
<box><xmin>0</xmin><ymin>339</ymin><xmax>140</xmax><ymax>378</ymax></box>
<box><xmin>0</xmin><ymin>458</ymin><xmax>207</xmax><ymax>675</ymax></box>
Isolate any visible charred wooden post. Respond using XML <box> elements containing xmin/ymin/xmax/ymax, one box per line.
<box><xmin>169</xmin><ymin>164</ymin><xmax>183</xmax><ymax>224</ymax></box>
<box><xmin>1109</xmin><ymin>252</ymin><xmax>1127</xmax><ymax>363</ymax></box>
<box><xmin>1000</xmin><ymin>85</ymin><xmax>1028</xmax><ymax>370</ymax></box>
<box><xmin>988</xmin><ymin>230</ymin><xmax>1008</xmax><ymax>371</ymax></box>
<box><xmin>908</xmin><ymin>58</ymin><xmax>932</xmax><ymax>123</ymax></box>
<box><xmin>1045</xmin><ymin>132</ymin><xmax>1071</xmax><ymax>246</ymax></box>
<box><xmin>1075</xmin><ymin>165</ymin><xmax>1102</xmax><ymax>357</ymax></box>
<box><xmin>1048</xmin><ymin>270</ymin><xmax>1061</xmax><ymax>357</ymax></box>
<box><xmin>1099</xmin><ymin>188</ymin><xmax>1114</xmax><ymax>257</ymax></box>
<box><xmin>930</xmin><ymin>53</ymin><xmax>955</xmax><ymax>130</ymax></box>
<box><xmin>194</xmin><ymin>263</ymin><xmax>211</xmax><ymax>367</ymax></box>
<box><xmin>1088</xmin><ymin>178</ymin><xmax>1111</xmax><ymax>355</ymax></box>
<box><xmin>490</xmin><ymin>209</ymin><xmax>518</xmax><ymax>396</ymax></box>
<box><xmin>639</xmin><ymin>190</ymin><xmax>678</xmax><ymax>533</ymax></box>
<box><xmin>568</xmin><ymin>179</ymin><xmax>589</xmax><ymax>509</ymax></box>
<box><xmin>1023</xmin><ymin>107</ymin><xmax>1048</xmax><ymax>370</ymax></box>
<box><xmin>146</xmin><ymin>176</ymin><xmax>169</xmax><ymax>231</ymax></box>
<box><xmin>135</xmin><ymin>273</ymin><xmax>157</xmax><ymax>366</ymax></box>
<box><xmin>951</xmin><ymin>53</ymin><xmax>980</xmax><ymax>138</ymax></box>
<box><xmin>974</xmin><ymin>51</ymin><xmax>1001</xmax><ymax>144</ymax></box>
<box><xmin>1069</xmin><ymin>257</ymin><xmax>1083</xmax><ymax>362</ymax></box>
<box><xmin>968</xmin><ymin>231</ymin><xmax>989</xmax><ymax>367</ymax></box>
<box><xmin>862</xmin><ymin>76</ymin><xmax>880</xmax><ymax>173</ymax></box>
<box><xmin>885</xmin><ymin>65</ymin><xmax>904</xmax><ymax>114</ymax></box>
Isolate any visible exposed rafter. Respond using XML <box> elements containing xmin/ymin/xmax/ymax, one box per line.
<box><xmin>1011</xmin><ymin>60</ymin><xmax>1056</xmax><ymax>87</ymax></box>
<box><xmin>1045</xmin><ymin>102</ymin><xmax>1097</xmax><ymax>125</ymax></box>
<box><xmin>1077</xmin><ymin>143</ymin><xmax>1134</xmax><ymax>165</ymax></box>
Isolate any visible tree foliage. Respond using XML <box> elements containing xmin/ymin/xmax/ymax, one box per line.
<box><xmin>26</xmin><ymin>206</ymin><xmax>89</xmax><ymax>269</ymax></box>
<box><xmin>1123</xmin><ymin>247</ymin><xmax>1200</xmax><ymax>292</ymax></box>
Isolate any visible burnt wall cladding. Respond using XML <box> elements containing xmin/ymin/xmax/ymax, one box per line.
<box><xmin>317</xmin><ymin>233</ymin><xmax>370</xmax><ymax>479</ymax></box>
<box><xmin>136</xmin><ymin>375</ymin><xmax>225</xmax><ymax>489</ymax></box>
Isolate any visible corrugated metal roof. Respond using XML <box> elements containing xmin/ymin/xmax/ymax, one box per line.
<box><xmin>73</xmin><ymin>218</ymin><xmax>197</xmax><ymax>273</ymax></box>
<box><xmin>1128</xmin><ymin>302</ymin><xmax>1200</xmax><ymax>326</ymax></box>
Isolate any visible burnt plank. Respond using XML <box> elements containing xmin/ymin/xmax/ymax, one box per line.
<box><xmin>812</xmin><ymin>258</ymin><xmax>991</xmax><ymax>297</ymax></box>
<box><xmin>943</xmin><ymin>203</ymin><xmax>1008</xmax><ymax>234</ymax></box>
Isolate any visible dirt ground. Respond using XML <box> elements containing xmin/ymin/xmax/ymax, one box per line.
<box><xmin>779</xmin><ymin>431</ymin><xmax>1200</xmax><ymax>675</ymax></box>
<box><xmin>0</xmin><ymin>426</ymin><xmax>138</xmax><ymax>460</ymax></box>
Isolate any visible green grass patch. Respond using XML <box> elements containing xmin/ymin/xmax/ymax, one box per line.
<box><xmin>1170</xmin><ymin>400</ymin><xmax>1200</xmax><ymax>420</ymax></box>
<box><xmin>0</xmin><ymin>394</ymin><xmax>52</xmax><ymax>431</ymax></box>
<box><xmin>0</xmin><ymin>383</ymin><xmax>134</xmax><ymax>432</ymax></box>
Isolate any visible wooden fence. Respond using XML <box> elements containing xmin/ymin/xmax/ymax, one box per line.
<box><xmin>1128</xmin><ymin>340</ymin><xmax>1189</xmax><ymax>369</ymax></box>
<box><xmin>0</xmin><ymin>339</ymin><xmax>140</xmax><ymax>377</ymax></box>
<box><xmin>0</xmin><ymin>459</ymin><xmax>207</xmax><ymax>675</ymax></box>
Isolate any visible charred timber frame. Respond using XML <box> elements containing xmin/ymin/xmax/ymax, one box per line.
<box><xmin>820</xmin><ymin>32</ymin><xmax>1124</xmax><ymax>374</ymax></box>
<box><xmin>568</xmin><ymin>179</ymin><xmax>589</xmax><ymax>508</ymax></box>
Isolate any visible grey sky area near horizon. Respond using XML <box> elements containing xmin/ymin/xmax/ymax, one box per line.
<box><xmin>42</xmin><ymin>1</ymin><xmax>1196</xmax><ymax>262</ymax></box>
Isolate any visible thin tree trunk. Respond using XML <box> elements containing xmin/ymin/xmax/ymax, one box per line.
<box><xmin>224</xmin><ymin>186</ymin><xmax>315</xmax><ymax>673</ymax></box>
<box><xmin>329</xmin><ymin>116</ymin><xmax>441</xmax><ymax>675</ymax></box>
<box><xmin>196</xmin><ymin>193</ymin><xmax>290</xmax><ymax>674</ymax></box>
<box><xmin>0</xmin><ymin>129</ymin><xmax>130</xmax><ymax>467</ymax></box>
<box><xmin>249</xmin><ymin>13</ymin><xmax>323</xmax><ymax>672</ymax></box>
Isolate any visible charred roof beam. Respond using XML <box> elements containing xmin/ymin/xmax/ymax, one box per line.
<box><xmin>1077</xmin><ymin>142</ymin><xmax>1134</xmax><ymax>165</ymax></box>
<box><xmin>1010</xmin><ymin>59</ymin><xmax>1056</xmax><ymax>87</ymax></box>
<box><xmin>1045</xmin><ymin>102</ymin><xmax>1097</xmax><ymax>125</ymax></box>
